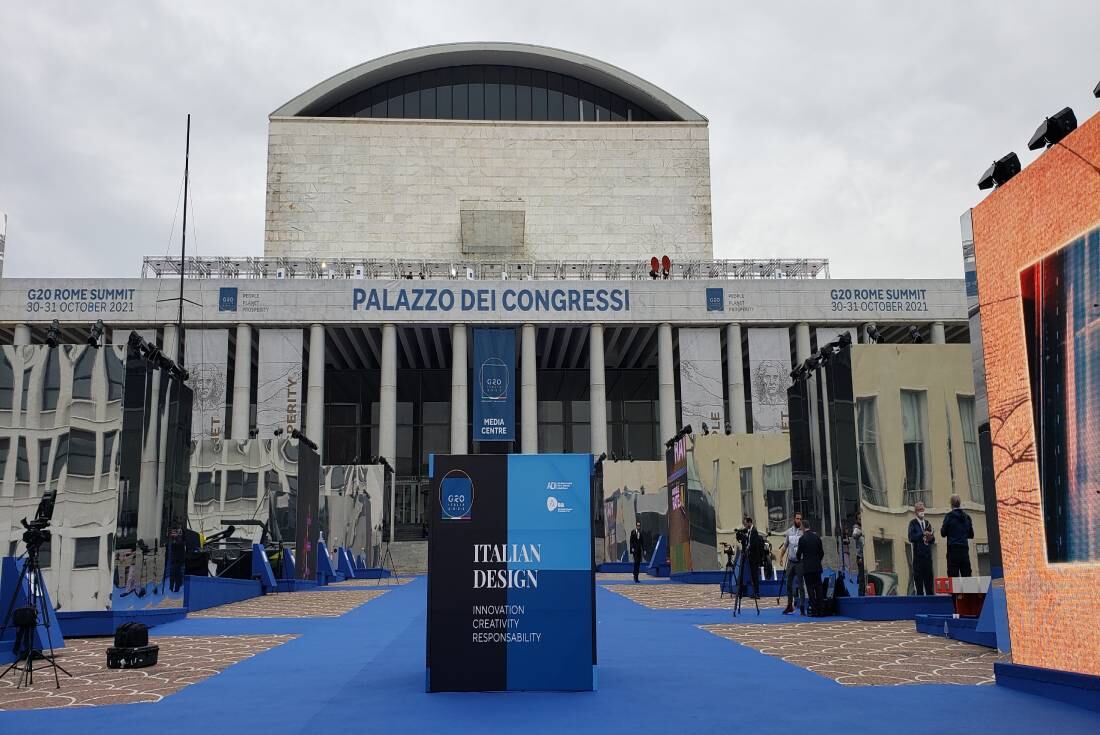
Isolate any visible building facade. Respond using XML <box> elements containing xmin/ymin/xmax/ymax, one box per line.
<box><xmin>0</xmin><ymin>43</ymin><xmax>978</xmax><ymax>588</ymax></box>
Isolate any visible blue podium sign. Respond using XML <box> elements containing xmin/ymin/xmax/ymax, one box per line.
<box><xmin>427</xmin><ymin>453</ymin><xmax>595</xmax><ymax>692</ymax></box>
<box><xmin>472</xmin><ymin>328</ymin><xmax>515</xmax><ymax>442</ymax></box>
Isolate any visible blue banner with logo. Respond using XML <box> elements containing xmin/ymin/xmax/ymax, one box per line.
<box><xmin>472</xmin><ymin>328</ymin><xmax>515</xmax><ymax>443</ymax></box>
<box><xmin>427</xmin><ymin>453</ymin><xmax>595</xmax><ymax>692</ymax></box>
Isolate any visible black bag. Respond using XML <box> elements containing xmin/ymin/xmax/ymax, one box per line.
<box><xmin>106</xmin><ymin>644</ymin><xmax>159</xmax><ymax>669</ymax></box>
<box><xmin>113</xmin><ymin>622</ymin><xmax>149</xmax><ymax>649</ymax></box>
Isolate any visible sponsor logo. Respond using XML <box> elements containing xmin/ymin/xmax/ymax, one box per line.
<box><xmin>546</xmin><ymin>481</ymin><xmax>573</xmax><ymax>491</ymax></box>
<box><xmin>440</xmin><ymin>470</ymin><xmax>474</xmax><ymax>520</ymax></box>
<box><xmin>706</xmin><ymin>287</ymin><xmax>724</xmax><ymax>312</ymax></box>
<box><xmin>219</xmin><ymin>287</ymin><xmax>238</xmax><ymax>312</ymax></box>
<box><xmin>546</xmin><ymin>496</ymin><xmax>573</xmax><ymax>513</ymax></box>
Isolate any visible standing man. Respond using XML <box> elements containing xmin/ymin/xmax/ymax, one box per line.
<box><xmin>778</xmin><ymin>512</ymin><xmax>804</xmax><ymax>614</ymax></box>
<box><xmin>739</xmin><ymin>516</ymin><xmax>765</xmax><ymax>599</ymax></box>
<box><xmin>908</xmin><ymin>501</ymin><xmax>936</xmax><ymax>594</ymax></box>
<box><xmin>798</xmin><ymin>522</ymin><xmax>825</xmax><ymax>617</ymax></box>
<box><xmin>940</xmin><ymin>495</ymin><xmax>975</xmax><ymax>578</ymax></box>
<box><xmin>629</xmin><ymin>520</ymin><xmax>645</xmax><ymax>583</ymax></box>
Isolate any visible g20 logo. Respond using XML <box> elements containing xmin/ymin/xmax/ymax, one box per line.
<box><xmin>440</xmin><ymin>470</ymin><xmax>475</xmax><ymax>520</ymax></box>
<box><xmin>479</xmin><ymin>357</ymin><xmax>509</xmax><ymax>400</ymax></box>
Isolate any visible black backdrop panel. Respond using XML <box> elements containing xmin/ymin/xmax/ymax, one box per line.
<box><xmin>296</xmin><ymin>445</ymin><xmax>321</xmax><ymax>581</ymax></box>
<box><xmin>427</xmin><ymin>454</ymin><xmax>509</xmax><ymax>692</ymax></box>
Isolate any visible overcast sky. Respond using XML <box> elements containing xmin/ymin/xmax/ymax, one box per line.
<box><xmin>1</xmin><ymin>2</ymin><xmax>1098</xmax><ymax>280</ymax></box>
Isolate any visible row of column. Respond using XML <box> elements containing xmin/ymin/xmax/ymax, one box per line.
<box><xmin>8</xmin><ymin>317</ymin><xmax>948</xmax><ymax>466</ymax></box>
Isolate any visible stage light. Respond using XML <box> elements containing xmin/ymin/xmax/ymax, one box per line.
<box><xmin>838</xmin><ymin>332</ymin><xmax>852</xmax><ymax>348</ymax></box>
<box><xmin>273</xmin><ymin>428</ymin><xmax>284</xmax><ymax>437</ymax></box>
<box><xmin>628</xmin><ymin>454</ymin><xmax>634</xmax><ymax>462</ymax></box>
<box><xmin>866</xmin><ymin>325</ymin><xmax>881</xmax><ymax>344</ymax></box>
<box><xmin>649</xmin><ymin>256</ymin><xmax>659</xmax><ymax>280</ymax></box>
<box><xmin>724</xmin><ymin>422</ymin><xmax>732</xmax><ymax>435</ymax></box>
<box><xmin>661</xmin><ymin>255</ymin><xmax>671</xmax><ymax>280</ymax></box>
<box><xmin>1095</xmin><ymin>80</ymin><xmax>1100</xmax><ymax>98</ymax></box>
<box><xmin>290</xmin><ymin>428</ymin><xmax>319</xmax><ymax>451</ymax></box>
<box><xmin>249</xmin><ymin>428</ymin><xmax>258</xmax><ymax>438</ymax></box>
<box><xmin>977</xmin><ymin>152</ymin><xmax>1021</xmax><ymax>190</ymax></box>
<box><xmin>45</xmin><ymin>319</ymin><xmax>61</xmax><ymax>348</ymax></box>
<box><xmin>87</xmin><ymin>319</ymin><xmax>105</xmax><ymax>348</ymax></box>
<box><xmin>610</xmin><ymin>452</ymin><xmax>618</xmax><ymax>461</ymax></box>
<box><xmin>1028</xmin><ymin>107</ymin><xmax>1077</xmax><ymax>151</ymax></box>
<box><xmin>594</xmin><ymin>452</ymin><xmax>607</xmax><ymax>466</ymax></box>
<box><xmin>908</xmin><ymin>325</ymin><xmax>924</xmax><ymax>344</ymax></box>
<box><xmin>701</xmin><ymin>422</ymin><xmax>710</xmax><ymax>436</ymax></box>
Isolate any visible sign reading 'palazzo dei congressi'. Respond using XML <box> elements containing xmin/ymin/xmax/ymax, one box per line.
<box><xmin>8</xmin><ymin>279</ymin><xmax>965</xmax><ymax>325</ymax></box>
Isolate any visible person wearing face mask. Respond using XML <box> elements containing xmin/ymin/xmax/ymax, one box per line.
<box><xmin>908</xmin><ymin>501</ymin><xmax>936</xmax><ymax>595</ymax></box>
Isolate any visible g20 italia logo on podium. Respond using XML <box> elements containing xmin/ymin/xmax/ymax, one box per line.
<box><xmin>440</xmin><ymin>470</ymin><xmax>474</xmax><ymax>520</ymax></box>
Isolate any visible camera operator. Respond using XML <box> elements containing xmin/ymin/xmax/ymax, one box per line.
<box><xmin>777</xmin><ymin>512</ymin><xmax>804</xmax><ymax>615</ymax></box>
<box><xmin>737</xmin><ymin>516</ymin><xmax>765</xmax><ymax>600</ymax></box>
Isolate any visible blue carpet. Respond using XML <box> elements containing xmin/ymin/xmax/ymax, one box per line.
<box><xmin>2</xmin><ymin>578</ymin><xmax>1098</xmax><ymax>733</ymax></box>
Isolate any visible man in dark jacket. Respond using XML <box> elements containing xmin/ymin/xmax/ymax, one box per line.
<box><xmin>940</xmin><ymin>494</ymin><xmax>975</xmax><ymax>577</ymax></box>
<box><xmin>797</xmin><ymin>523</ymin><xmax>826</xmax><ymax>616</ymax></box>
<box><xmin>629</xmin><ymin>521</ymin><xmax>645</xmax><ymax>583</ymax></box>
<box><xmin>739</xmin><ymin>516</ymin><xmax>765</xmax><ymax>599</ymax></box>
<box><xmin>908</xmin><ymin>501</ymin><xmax>936</xmax><ymax>594</ymax></box>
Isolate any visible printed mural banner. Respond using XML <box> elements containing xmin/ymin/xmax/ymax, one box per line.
<box><xmin>602</xmin><ymin>460</ymin><xmax>668</xmax><ymax>564</ymax></box>
<box><xmin>257</xmin><ymin>328</ymin><xmax>303</xmax><ymax>438</ymax></box>
<box><xmin>184</xmin><ymin>329</ymin><xmax>228</xmax><ymax>440</ymax></box>
<box><xmin>678</xmin><ymin>328</ymin><xmax>725</xmax><ymax>432</ymax></box>
<box><xmin>472</xmin><ymin>328</ymin><xmax>515</xmax><ymax>443</ymax></box>
<box><xmin>747</xmin><ymin>327</ymin><xmax>791</xmax><ymax>433</ymax></box>
<box><xmin>666</xmin><ymin>435</ymin><xmax>691</xmax><ymax>573</ymax></box>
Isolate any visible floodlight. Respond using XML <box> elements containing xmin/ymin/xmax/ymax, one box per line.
<box><xmin>977</xmin><ymin>152</ymin><xmax>1021</xmax><ymax>190</ymax></box>
<box><xmin>1028</xmin><ymin>107</ymin><xmax>1077</xmax><ymax>151</ymax></box>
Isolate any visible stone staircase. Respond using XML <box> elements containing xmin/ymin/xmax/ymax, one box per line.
<box><xmin>385</xmin><ymin>540</ymin><xmax>428</xmax><ymax>574</ymax></box>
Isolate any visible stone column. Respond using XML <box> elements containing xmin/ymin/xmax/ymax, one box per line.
<box><xmin>931</xmin><ymin>321</ymin><xmax>946</xmax><ymax>344</ymax></box>
<box><xmin>231</xmin><ymin>323</ymin><xmax>251</xmax><ymax>440</ymax></box>
<box><xmin>795</xmin><ymin>322</ymin><xmax>811</xmax><ymax>363</ymax></box>
<box><xmin>162</xmin><ymin>324</ymin><xmax>179</xmax><ymax>362</ymax></box>
<box><xmin>379</xmin><ymin>324</ymin><xmax>397</xmax><ymax>465</ymax></box>
<box><xmin>307</xmin><ymin>324</ymin><xmax>325</xmax><ymax>457</ymax></box>
<box><xmin>861</xmin><ymin>323</ymin><xmax>877</xmax><ymax>344</ymax></box>
<box><xmin>521</xmin><ymin>323</ymin><xmax>537</xmax><ymax>454</ymax></box>
<box><xmin>13</xmin><ymin>324</ymin><xmax>31</xmax><ymax>345</ymax></box>
<box><xmin>658</xmin><ymin>323</ymin><xmax>677</xmax><ymax>443</ymax></box>
<box><xmin>450</xmin><ymin>323</ymin><xmax>468</xmax><ymax>455</ymax></box>
<box><xmin>725</xmin><ymin>323</ymin><xmax>747</xmax><ymax>433</ymax></box>
<box><xmin>589</xmin><ymin>324</ymin><xmax>608</xmax><ymax>456</ymax></box>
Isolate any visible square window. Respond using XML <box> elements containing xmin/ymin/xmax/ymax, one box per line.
<box><xmin>74</xmin><ymin>537</ymin><xmax>100</xmax><ymax>569</ymax></box>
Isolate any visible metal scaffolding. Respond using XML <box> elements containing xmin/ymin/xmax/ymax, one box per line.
<box><xmin>141</xmin><ymin>256</ymin><xmax>831</xmax><ymax>281</ymax></box>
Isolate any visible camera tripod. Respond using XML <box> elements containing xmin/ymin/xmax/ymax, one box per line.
<box><xmin>376</xmin><ymin>543</ymin><xmax>400</xmax><ymax>586</ymax></box>
<box><xmin>730</xmin><ymin>549</ymin><xmax>760</xmax><ymax>617</ymax></box>
<box><xmin>0</xmin><ymin>534</ymin><xmax>71</xmax><ymax>689</ymax></box>
<box><xmin>720</xmin><ymin>555</ymin><xmax>736</xmax><ymax>598</ymax></box>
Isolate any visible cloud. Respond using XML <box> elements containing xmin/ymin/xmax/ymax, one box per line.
<box><xmin>1</xmin><ymin>1</ymin><xmax>1098</xmax><ymax>279</ymax></box>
